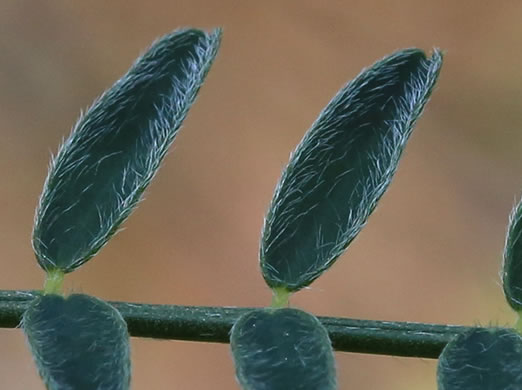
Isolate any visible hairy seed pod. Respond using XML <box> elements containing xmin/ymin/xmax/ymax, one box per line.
<box><xmin>33</xmin><ymin>28</ymin><xmax>221</xmax><ymax>273</ymax></box>
<box><xmin>261</xmin><ymin>48</ymin><xmax>443</xmax><ymax>291</ymax></box>
<box><xmin>23</xmin><ymin>294</ymin><xmax>131</xmax><ymax>390</ymax></box>
<box><xmin>437</xmin><ymin>327</ymin><xmax>522</xmax><ymax>389</ymax></box>
<box><xmin>230</xmin><ymin>308</ymin><xmax>337</xmax><ymax>390</ymax></box>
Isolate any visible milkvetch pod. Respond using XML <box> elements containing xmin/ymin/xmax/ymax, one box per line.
<box><xmin>261</xmin><ymin>48</ymin><xmax>443</xmax><ymax>292</ymax></box>
<box><xmin>33</xmin><ymin>28</ymin><xmax>222</xmax><ymax>273</ymax></box>
<box><xmin>437</xmin><ymin>327</ymin><xmax>522</xmax><ymax>390</ymax></box>
<box><xmin>23</xmin><ymin>293</ymin><xmax>131</xmax><ymax>390</ymax></box>
<box><xmin>230</xmin><ymin>308</ymin><xmax>336</xmax><ymax>390</ymax></box>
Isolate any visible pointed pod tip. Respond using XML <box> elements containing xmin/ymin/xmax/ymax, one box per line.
<box><xmin>429</xmin><ymin>47</ymin><xmax>444</xmax><ymax>67</ymax></box>
<box><xmin>211</xmin><ymin>26</ymin><xmax>224</xmax><ymax>38</ymax></box>
<box><xmin>209</xmin><ymin>27</ymin><xmax>224</xmax><ymax>53</ymax></box>
<box><xmin>392</xmin><ymin>47</ymin><xmax>443</xmax><ymax>72</ymax></box>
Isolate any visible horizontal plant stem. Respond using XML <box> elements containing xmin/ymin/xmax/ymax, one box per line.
<box><xmin>0</xmin><ymin>290</ymin><xmax>480</xmax><ymax>359</ymax></box>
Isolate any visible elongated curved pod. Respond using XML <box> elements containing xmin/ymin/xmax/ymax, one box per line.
<box><xmin>32</xmin><ymin>28</ymin><xmax>222</xmax><ymax>273</ymax></box>
<box><xmin>261</xmin><ymin>48</ymin><xmax>443</xmax><ymax>292</ymax></box>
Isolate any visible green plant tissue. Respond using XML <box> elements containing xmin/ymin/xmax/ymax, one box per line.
<box><xmin>23</xmin><ymin>293</ymin><xmax>131</xmax><ymax>390</ymax></box>
<box><xmin>230</xmin><ymin>308</ymin><xmax>337</xmax><ymax>390</ymax></box>
<box><xmin>32</xmin><ymin>28</ymin><xmax>221</xmax><ymax>273</ymax></box>
<box><xmin>503</xmin><ymin>197</ymin><xmax>522</xmax><ymax>311</ymax></box>
<box><xmin>260</xmin><ymin>48</ymin><xmax>443</xmax><ymax>292</ymax></box>
<box><xmin>437</xmin><ymin>327</ymin><xmax>522</xmax><ymax>389</ymax></box>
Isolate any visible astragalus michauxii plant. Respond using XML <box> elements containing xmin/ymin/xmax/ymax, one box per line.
<box><xmin>231</xmin><ymin>48</ymin><xmax>442</xmax><ymax>390</ymax></box>
<box><xmin>2</xmin><ymin>26</ymin><xmax>522</xmax><ymax>390</ymax></box>
<box><xmin>25</xmin><ymin>28</ymin><xmax>222</xmax><ymax>390</ymax></box>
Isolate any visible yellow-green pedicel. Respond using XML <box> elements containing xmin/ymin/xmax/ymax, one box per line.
<box><xmin>23</xmin><ymin>294</ymin><xmax>130</xmax><ymax>390</ymax></box>
<box><xmin>231</xmin><ymin>308</ymin><xmax>337</xmax><ymax>390</ymax></box>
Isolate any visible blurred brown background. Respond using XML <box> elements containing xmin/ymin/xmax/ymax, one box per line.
<box><xmin>1</xmin><ymin>1</ymin><xmax>521</xmax><ymax>389</ymax></box>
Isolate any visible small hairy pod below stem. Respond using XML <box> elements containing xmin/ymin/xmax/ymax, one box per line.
<box><xmin>23</xmin><ymin>294</ymin><xmax>131</xmax><ymax>390</ymax></box>
<box><xmin>230</xmin><ymin>308</ymin><xmax>337</xmax><ymax>390</ymax></box>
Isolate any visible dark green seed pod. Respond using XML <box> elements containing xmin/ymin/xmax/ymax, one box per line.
<box><xmin>503</xmin><ymin>197</ymin><xmax>522</xmax><ymax>311</ymax></box>
<box><xmin>23</xmin><ymin>294</ymin><xmax>131</xmax><ymax>390</ymax></box>
<box><xmin>437</xmin><ymin>327</ymin><xmax>522</xmax><ymax>390</ymax></box>
<box><xmin>32</xmin><ymin>28</ymin><xmax>222</xmax><ymax>273</ymax></box>
<box><xmin>261</xmin><ymin>48</ymin><xmax>443</xmax><ymax>292</ymax></box>
<box><xmin>230</xmin><ymin>308</ymin><xmax>336</xmax><ymax>390</ymax></box>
